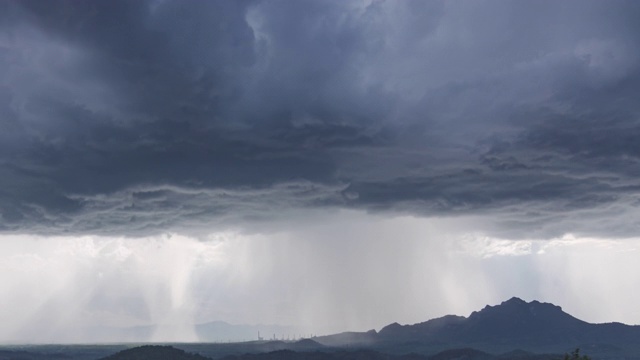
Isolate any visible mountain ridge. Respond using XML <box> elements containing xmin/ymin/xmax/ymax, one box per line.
<box><xmin>316</xmin><ymin>297</ymin><xmax>640</xmax><ymax>357</ymax></box>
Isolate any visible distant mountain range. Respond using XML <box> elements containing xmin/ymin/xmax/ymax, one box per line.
<box><xmin>315</xmin><ymin>297</ymin><xmax>640</xmax><ymax>358</ymax></box>
<box><xmin>5</xmin><ymin>298</ymin><xmax>640</xmax><ymax>360</ymax></box>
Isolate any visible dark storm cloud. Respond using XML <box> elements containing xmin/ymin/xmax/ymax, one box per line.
<box><xmin>1</xmin><ymin>0</ymin><xmax>640</xmax><ymax>237</ymax></box>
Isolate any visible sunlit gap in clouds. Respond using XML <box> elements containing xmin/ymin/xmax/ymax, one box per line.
<box><xmin>1</xmin><ymin>212</ymin><xmax>640</xmax><ymax>343</ymax></box>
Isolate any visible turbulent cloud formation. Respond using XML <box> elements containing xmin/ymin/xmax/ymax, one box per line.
<box><xmin>3</xmin><ymin>1</ymin><xmax>640</xmax><ymax>344</ymax></box>
<box><xmin>1</xmin><ymin>0</ymin><xmax>640</xmax><ymax>237</ymax></box>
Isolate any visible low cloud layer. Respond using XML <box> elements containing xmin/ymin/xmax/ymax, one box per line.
<box><xmin>1</xmin><ymin>0</ymin><xmax>640</xmax><ymax>237</ymax></box>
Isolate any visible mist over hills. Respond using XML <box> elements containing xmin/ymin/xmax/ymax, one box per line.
<box><xmin>48</xmin><ymin>321</ymin><xmax>299</xmax><ymax>344</ymax></box>
<box><xmin>195</xmin><ymin>322</ymin><xmax>299</xmax><ymax>343</ymax></box>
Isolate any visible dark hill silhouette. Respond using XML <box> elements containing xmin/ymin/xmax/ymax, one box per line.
<box><xmin>250</xmin><ymin>339</ymin><xmax>325</xmax><ymax>352</ymax></box>
<box><xmin>377</xmin><ymin>297</ymin><xmax>588</xmax><ymax>343</ymax></box>
<box><xmin>99</xmin><ymin>345</ymin><xmax>209</xmax><ymax>360</ymax></box>
<box><xmin>317</xmin><ymin>297</ymin><xmax>640</xmax><ymax>356</ymax></box>
<box><xmin>290</xmin><ymin>338</ymin><xmax>325</xmax><ymax>351</ymax></box>
<box><xmin>220</xmin><ymin>349</ymin><xmax>397</xmax><ymax>360</ymax></box>
<box><xmin>462</xmin><ymin>297</ymin><xmax>587</xmax><ymax>343</ymax></box>
<box><xmin>428</xmin><ymin>348</ymin><xmax>493</xmax><ymax>360</ymax></box>
<box><xmin>218</xmin><ymin>347</ymin><xmax>559</xmax><ymax>360</ymax></box>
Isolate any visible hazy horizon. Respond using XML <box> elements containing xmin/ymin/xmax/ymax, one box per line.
<box><xmin>1</xmin><ymin>293</ymin><xmax>636</xmax><ymax>345</ymax></box>
<box><xmin>1</xmin><ymin>0</ymin><xmax>640</xmax><ymax>344</ymax></box>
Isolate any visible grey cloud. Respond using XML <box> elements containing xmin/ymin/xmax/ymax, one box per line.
<box><xmin>1</xmin><ymin>0</ymin><xmax>640</xmax><ymax>237</ymax></box>
<box><xmin>12</xmin><ymin>182</ymin><xmax>344</xmax><ymax>236</ymax></box>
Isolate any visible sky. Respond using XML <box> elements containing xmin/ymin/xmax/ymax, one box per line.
<box><xmin>1</xmin><ymin>0</ymin><xmax>640</xmax><ymax>343</ymax></box>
